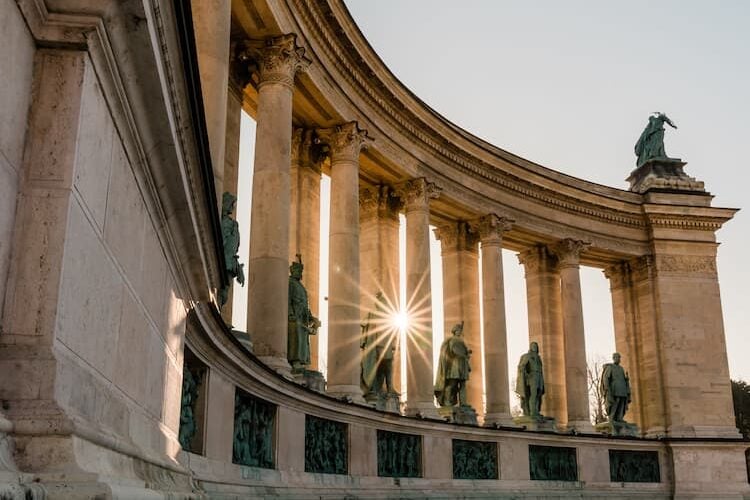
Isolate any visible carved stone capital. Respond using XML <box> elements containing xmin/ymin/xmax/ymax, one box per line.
<box><xmin>315</xmin><ymin>122</ymin><xmax>372</xmax><ymax>163</ymax></box>
<box><xmin>629</xmin><ymin>255</ymin><xmax>654</xmax><ymax>282</ymax></box>
<box><xmin>394</xmin><ymin>177</ymin><xmax>441</xmax><ymax>212</ymax></box>
<box><xmin>517</xmin><ymin>245</ymin><xmax>556</xmax><ymax>275</ymax></box>
<box><xmin>292</xmin><ymin>128</ymin><xmax>324</xmax><ymax>173</ymax></box>
<box><xmin>239</xmin><ymin>33</ymin><xmax>311</xmax><ymax>90</ymax></box>
<box><xmin>603</xmin><ymin>262</ymin><xmax>630</xmax><ymax>290</ymax></box>
<box><xmin>434</xmin><ymin>221</ymin><xmax>478</xmax><ymax>253</ymax></box>
<box><xmin>470</xmin><ymin>214</ymin><xmax>513</xmax><ymax>246</ymax></box>
<box><xmin>550</xmin><ymin>239</ymin><xmax>590</xmax><ymax>268</ymax></box>
<box><xmin>359</xmin><ymin>185</ymin><xmax>402</xmax><ymax>221</ymax></box>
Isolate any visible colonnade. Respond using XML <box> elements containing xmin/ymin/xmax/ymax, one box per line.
<box><xmin>194</xmin><ymin>21</ymin><xmax>738</xmax><ymax>440</ymax></box>
<box><xmin>196</xmin><ymin>31</ymin><xmax>614</xmax><ymax>430</ymax></box>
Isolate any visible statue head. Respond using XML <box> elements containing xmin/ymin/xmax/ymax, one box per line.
<box><xmin>613</xmin><ymin>352</ymin><xmax>621</xmax><ymax>365</ymax></box>
<box><xmin>529</xmin><ymin>341</ymin><xmax>539</xmax><ymax>354</ymax></box>
<box><xmin>451</xmin><ymin>322</ymin><xmax>464</xmax><ymax>336</ymax></box>
<box><xmin>290</xmin><ymin>254</ymin><xmax>304</xmax><ymax>279</ymax></box>
<box><xmin>222</xmin><ymin>192</ymin><xmax>237</xmax><ymax>216</ymax></box>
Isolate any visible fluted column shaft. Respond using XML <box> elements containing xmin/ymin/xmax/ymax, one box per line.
<box><xmin>518</xmin><ymin>246</ymin><xmax>566</xmax><ymax>424</ymax></box>
<box><xmin>245</xmin><ymin>35</ymin><xmax>310</xmax><ymax>375</ymax></box>
<box><xmin>318</xmin><ymin>122</ymin><xmax>371</xmax><ymax>401</ymax></box>
<box><xmin>290</xmin><ymin>129</ymin><xmax>322</xmax><ymax>369</ymax></box>
<box><xmin>434</xmin><ymin>221</ymin><xmax>481</xmax><ymax>413</ymax></box>
<box><xmin>396</xmin><ymin>178</ymin><xmax>441</xmax><ymax>417</ymax></box>
<box><xmin>474</xmin><ymin>215</ymin><xmax>514</xmax><ymax>425</ymax></box>
<box><xmin>552</xmin><ymin>239</ymin><xmax>592</xmax><ymax>431</ymax></box>
<box><xmin>360</xmin><ymin>185</ymin><xmax>402</xmax><ymax>393</ymax></box>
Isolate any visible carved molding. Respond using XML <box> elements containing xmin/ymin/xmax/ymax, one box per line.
<box><xmin>470</xmin><ymin>214</ymin><xmax>513</xmax><ymax>245</ymax></box>
<box><xmin>291</xmin><ymin>128</ymin><xmax>324</xmax><ymax>172</ymax></box>
<box><xmin>315</xmin><ymin>121</ymin><xmax>372</xmax><ymax>163</ymax></box>
<box><xmin>603</xmin><ymin>262</ymin><xmax>630</xmax><ymax>290</ymax></box>
<box><xmin>647</xmin><ymin>215</ymin><xmax>728</xmax><ymax>232</ymax></box>
<box><xmin>550</xmin><ymin>239</ymin><xmax>590</xmax><ymax>268</ymax></box>
<box><xmin>394</xmin><ymin>177</ymin><xmax>441</xmax><ymax>212</ymax></box>
<box><xmin>655</xmin><ymin>255</ymin><xmax>717</xmax><ymax>275</ymax></box>
<box><xmin>238</xmin><ymin>33</ymin><xmax>311</xmax><ymax>90</ymax></box>
<box><xmin>359</xmin><ymin>184</ymin><xmax>402</xmax><ymax>221</ymax></box>
<box><xmin>433</xmin><ymin>221</ymin><xmax>478</xmax><ymax>253</ymax></box>
<box><xmin>629</xmin><ymin>255</ymin><xmax>655</xmax><ymax>283</ymax></box>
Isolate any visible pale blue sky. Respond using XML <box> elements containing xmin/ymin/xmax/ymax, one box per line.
<box><xmin>233</xmin><ymin>2</ymin><xmax>750</xmax><ymax>394</ymax></box>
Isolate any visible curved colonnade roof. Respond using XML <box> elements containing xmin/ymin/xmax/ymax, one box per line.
<box><xmin>232</xmin><ymin>0</ymin><xmax>718</xmax><ymax>266</ymax></box>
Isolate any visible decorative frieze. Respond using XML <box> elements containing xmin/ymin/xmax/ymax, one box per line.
<box><xmin>315</xmin><ymin>121</ymin><xmax>372</xmax><ymax>163</ymax></box>
<box><xmin>655</xmin><ymin>255</ymin><xmax>717</xmax><ymax>275</ymax></box>
<box><xmin>233</xmin><ymin>389</ymin><xmax>276</xmax><ymax>469</ymax></box>
<box><xmin>238</xmin><ymin>33</ymin><xmax>311</xmax><ymax>89</ymax></box>
<box><xmin>377</xmin><ymin>430</ymin><xmax>422</xmax><ymax>478</ymax></box>
<box><xmin>394</xmin><ymin>177</ymin><xmax>441</xmax><ymax>212</ymax></box>
<box><xmin>528</xmin><ymin>445</ymin><xmax>578</xmax><ymax>481</ymax></box>
<box><xmin>452</xmin><ymin>440</ymin><xmax>498</xmax><ymax>480</ymax></box>
<box><xmin>609</xmin><ymin>450</ymin><xmax>660</xmax><ymax>482</ymax></box>
<box><xmin>305</xmin><ymin>415</ymin><xmax>348</xmax><ymax>474</ymax></box>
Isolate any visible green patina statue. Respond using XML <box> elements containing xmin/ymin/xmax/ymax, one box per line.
<box><xmin>219</xmin><ymin>192</ymin><xmax>245</xmax><ymax>308</ymax></box>
<box><xmin>516</xmin><ymin>342</ymin><xmax>545</xmax><ymax>417</ymax></box>
<box><xmin>178</xmin><ymin>367</ymin><xmax>200</xmax><ymax>451</ymax></box>
<box><xmin>600</xmin><ymin>352</ymin><xmax>631</xmax><ymax>423</ymax></box>
<box><xmin>360</xmin><ymin>292</ymin><xmax>397</xmax><ymax>398</ymax></box>
<box><xmin>288</xmin><ymin>254</ymin><xmax>320</xmax><ymax>372</ymax></box>
<box><xmin>434</xmin><ymin>322</ymin><xmax>472</xmax><ymax>407</ymax></box>
<box><xmin>634</xmin><ymin>112</ymin><xmax>678</xmax><ymax>167</ymax></box>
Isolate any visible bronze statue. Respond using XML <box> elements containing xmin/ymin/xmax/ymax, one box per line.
<box><xmin>434</xmin><ymin>322</ymin><xmax>472</xmax><ymax>407</ymax></box>
<box><xmin>516</xmin><ymin>342</ymin><xmax>545</xmax><ymax>417</ymax></box>
<box><xmin>634</xmin><ymin>112</ymin><xmax>677</xmax><ymax>167</ymax></box>
<box><xmin>287</xmin><ymin>254</ymin><xmax>320</xmax><ymax>372</ymax></box>
<box><xmin>360</xmin><ymin>291</ymin><xmax>397</xmax><ymax>398</ymax></box>
<box><xmin>219</xmin><ymin>192</ymin><xmax>245</xmax><ymax>308</ymax></box>
<box><xmin>600</xmin><ymin>352</ymin><xmax>631</xmax><ymax>423</ymax></box>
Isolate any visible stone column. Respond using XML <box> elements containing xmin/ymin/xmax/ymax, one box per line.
<box><xmin>290</xmin><ymin>129</ymin><xmax>323</xmax><ymax>369</ymax></box>
<box><xmin>316</xmin><ymin>122</ymin><xmax>371</xmax><ymax>402</ymax></box>
<box><xmin>518</xmin><ymin>245</ymin><xmax>566</xmax><ymax>424</ymax></box>
<box><xmin>433</xmin><ymin>221</ymin><xmax>481</xmax><ymax>413</ymax></box>
<box><xmin>604</xmin><ymin>262</ymin><xmax>643</xmax><ymax>429</ymax></box>
<box><xmin>219</xmin><ymin>85</ymin><xmax>243</xmax><ymax>326</ymax></box>
<box><xmin>473</xmin><ymin>214</ymin><xmax>514</xmax><ymax>425</ymax></box>
<box><xmin>359</xmin><ymin>184</ymin><xmax>402</xmax><ymax>394</ymax></box>
<box><xmin>395</xmin><ymin>178</ymin><xmax>441</xmax><ymax>418</ymax></box>
<box><xmin>551</xmin><ymin>239</ymin><xmax>592</xmax><ymax>432</ymax></box>
<box><xmin>243</xmin><ymin>34</ymin><xmax>310</xmax><ymax>375</ymax></box>
<box><xmin>192</xmin><ymin>0</ymin><xmax>231</xmax><ymax>205</ymax></box>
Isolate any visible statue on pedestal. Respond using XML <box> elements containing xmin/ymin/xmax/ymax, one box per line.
<box><xmin>360</xmin><ymin>291</ymin><xmax>397</xmax><ymax>400</ymax></box>
<box><xmin>287</xmin><ymin>254</ymin><xmax>320</xmax><ymax>373</ymax></box>
<box><xmin>600</xmin><ymin>352</ymin><xmax>631</xmax><ymax>424</ymax></box>
<box><xmin>434</xmin><ymin>322</ymin><xmax>472</xmax><ymax>408</ymax></box>
<box><xmin>634</xmin><ymin>112</ymin><xmax>677</xmax><ymax>167</ymax></box>
<box><xmin>219</xmin><ymin>192</ymin><xmax>245</xmax><ymax>309</ymax></box>
<box><xmin>516</xmin><ymin>342</ymin><xmax>545</xmax><ymax>418</ymax></box>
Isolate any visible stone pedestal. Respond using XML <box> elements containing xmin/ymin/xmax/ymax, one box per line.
<box><xmin>595</xmin><ymin>420</ymin><xmax>639</xmax><ymax>437</ymax></box>
<box><xmin>514</xmin><ymin>415</ymin><xmax>558</xmax><ymax>432</ymax></box>
<box><xmin>292</xmin><ymin>369</ymin><xmax>326</xmax><ymax>393</ymax></box>
<box><xmin>366</xmin><ymin>392</ymin><xmax>401</xmax><ymax>413</ymax></box>
<box><xmin>626</xmin><ymin>158</ymin><xmax>704</xmax><ymax>193</ymax></box>
<box><xmin>438</xmin><ymin>405</ymin><xmax>478</xmax><ymax>425</ymax></box>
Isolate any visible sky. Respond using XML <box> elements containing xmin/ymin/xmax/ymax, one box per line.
<box><xmin>233</xmin><ymin>1</ymin><xmax>750</xmax><ymax>401</ymax></box>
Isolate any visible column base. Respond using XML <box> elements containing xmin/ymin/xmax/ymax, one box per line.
<box><xmin>565</xmin><ymin>419</ymin><xmax>595</xmax><ymax>434</ymax></box>
<box><xmin>326</xmin><ymin>384</ymin><xmax>366</xmax><ymax>404</ymax></box>
<box><xmin>483</xmin><ymin>412</ymin><xmax>520</xmax><ymax>428</ymax></box>
<box><xmin>257</xmin><ymin>356</ymin><xmax>293</xmax><ymax>379</ymax></box>
<box><xmin>404</xmin><ymin>401</ymin><xmax>440</xmax><ymax>419</ymax></box>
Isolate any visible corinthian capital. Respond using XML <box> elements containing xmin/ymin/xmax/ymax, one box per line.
<box><xmin>434</xmin><ymin>221</ymin><xmax>478</xmax><ymax>253</ymax></box>
<box><xmin>239</xmin><ymin>33</ymin><xmax>311</xmax><ymax>89</ymax></box>
<box><xmin>550</xmin><ymin>238</ymin><xmax>590</xmax><ymax>268</ymax></box>
<box><xmin>292</xmin><ymin>128</ymin><xmax>324</xmax><ymax>172</ymax></box>
<box><xmin>359</xmin><ymin>185</ymin><xmax>402</xmax><ymax>221</ymax></box>
<box><xmin>470</xmin><ymin>214</ymin><xmax>514</xmax><ymax>245</ymax></box>
<box><xmin>315</xmin><ymin>122</ymin><xmax>372</xmax><ymax>163</ymax></box>
<box><xmin>603</xmin><ymin>262</ymin><xmax>630</xmax><ymax>290</ymax></box>
<box><xmin>394</xmin><ymin>177</ymin><xmax>441</xmax><ymax>212</ymax></box>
